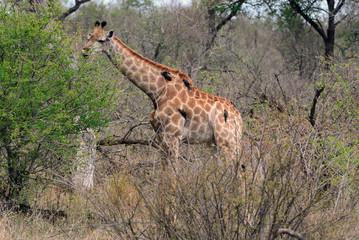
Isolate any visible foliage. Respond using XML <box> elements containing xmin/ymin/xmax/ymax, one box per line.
<box><xmin>0</xmin><ymin>0</ymin><xmax>358</xmax><ymax>239</ymax></box>
<box><xmin>0</xmin><ymin>1</ymin><xmax>115</xmax><ymax>202</ymax></box>
<box><xmin>120</xmin><ymin>0</ymin><xmax>153</xmax><ymax>11</ymax></box>
<box><xmin>265</xmin><ymin>0</ymin><xmax>322</xmax><ymax>22</ymax></box>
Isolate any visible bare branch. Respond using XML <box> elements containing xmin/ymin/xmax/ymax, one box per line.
<box><xmin>274</xmin><ymin>73</ymin><xmax>288</xmax><ymax>106</ymax></box>
<box><xmin>123</xmin><ymin>122</ymin><xmax>150</xmax><ymax>139</ymax></box>
<box><xmin>274</xmin><ymin>228</ymin><xmax>309</xmax><ymax>240</ymax></box>
<box><xmin>288</xmin><ymin>0</ymin><xmax>327</xmax><ymax>41</ymax></box>
<box><xmin>309</xmin><ymin>86</ymin><xmax>325</xmax><ymax>128</ymax></box>
<box><xmin>205</xmin><ymin>0</ymin><xmax>246</xmax><ymax>52</ymax></box>
<box><xmin>333</xmin><ymin>0</ymin><xmax>345</xmax><ymax>15</ymax></box>
<box><xmin>58</xmin><ymin>0</ymin><xmax>91</xmax><ymax>22</ymax></box>
<box><xmin>98</xmin><ymin>137</ymin><xmax>159</xmax><ymax>149</ymax></box>
<box><xmin>215</xmin><ymin>0</ymin><xmax>245</xmax><ymax>32</ymax></box>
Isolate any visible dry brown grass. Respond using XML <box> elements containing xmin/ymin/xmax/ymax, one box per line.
<box><xmin>67</xmin><ymin>104</ymin><xmax>358</xmax><ymax>239</ymax></box>
<box><xmin>2</xmin><ymin>64</ymin><xmax>358</xmax><ymax>240</ymax></box>
<box><xmin>0</xmin><ymin>210</ymin><xmax>109</xmax><ymax>240</ymax></box>
<box><xmin>0</xmin><ymin>186</ymin><xmax>111</xmax><ymax>240</ymax></box>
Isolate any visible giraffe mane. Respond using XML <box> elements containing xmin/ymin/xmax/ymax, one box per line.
<box><xmin>112</xmin><ymin>36</ymin><xmax>193</xmax><ymax>84</ymax></box>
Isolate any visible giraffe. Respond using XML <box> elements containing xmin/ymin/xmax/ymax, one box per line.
<box><xmin>82</xmin><ymin>21</ymin><xmax>243</xmax><ymax>172</ymax></box>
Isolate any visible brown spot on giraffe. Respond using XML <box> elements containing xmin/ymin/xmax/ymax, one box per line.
<box><xmin>82</xmin><ymin>20</ymin><xmax>243</xmax><ymax>172</ymax></box>
<box><xmin>178</xmin><ymin>90</ymin><xmax>188</xmax><ymax>103</ymax></box>
<box><xmin>175</xmin><ymin>83</ymin><xmax>182</xmax><ymax>91</ymax></box>
<box><xmin>204</xmin><ymin>103</ymin><xmax>212</xmax><ymax>112</ymax></box>
<box><xmin>187</xmin><ymin>89</ymin><xmax>195</xmax><ymax>97</ymax></box>
<box><xmin>171</xmin><ymin>98</ymin><xmax>181</xmax><ymax>108</ymax></box>
<box><xmin>187</xmin><ymin>98</ymin><xmax>196</xmax><ymax>109</ymax></box>
<box><xmin>193</xmin><ymin>106</ymin><xmax>202</xmax><ymax>115</ymax></box>
<box><xmin>130</xmin><ymin>64</ymin><xmax>138</xmax><ymax>72</ymax></box>
<box><xmin>149</xmin><ymin>83</ymin><xmax>157</xmax><ymax>92</ymax></box>
<box><xmin>125</xmin><ymin>59</ymin><xmax>133</xmax><ymax>66</ymax></box>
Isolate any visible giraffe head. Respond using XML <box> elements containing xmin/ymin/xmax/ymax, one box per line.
<box><xmin>82</xmin><ymin>21</ymin><xmax>113</xmax><ymax>57</ymax></box>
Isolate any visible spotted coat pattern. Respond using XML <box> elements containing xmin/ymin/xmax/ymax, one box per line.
<box><xmin>82</xmin><ymin>21</ymin><xmax>243</xmax><ymax>170</ymax></box>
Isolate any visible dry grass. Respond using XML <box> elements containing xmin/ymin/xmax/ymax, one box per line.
<box><xmin>0</xmin><ymin>186</ymin><xmax>112</xmax><ymax>239</ymax></box>
<box><xmin>2</xmin><ymin>79</ymin><xmax>359</xmax><ymax>238</ymax></box>
<box><xmin>66</xmin><ymin>104</ymin><xmax>358</xmax><ymax>239</ymax></box>
<box><xmin>2</xmin><ymin>68</ymin><xmax>358</xmax><ymax>239</ymax></box>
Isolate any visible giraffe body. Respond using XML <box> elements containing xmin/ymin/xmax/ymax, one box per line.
<box><xmin>83</xmin><ymin>21</ymin><xmax>242</xmax><ymax>169</ymax></box>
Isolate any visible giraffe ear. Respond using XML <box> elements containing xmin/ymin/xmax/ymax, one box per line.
<box><xmin>107</xmin><ymin>30</ymin><xmax>114</xmax><ymax>39</ymax></box>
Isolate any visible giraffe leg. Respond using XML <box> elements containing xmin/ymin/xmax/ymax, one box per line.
<box><xmin>156</xmin><ymin>133</ymin><xmax>180</xmax><ymax>227</ymax></box>
<box><xmin>217</xmin><ymin>143</ymin><xmax>235</xmax><ymax>165</ymax></box>
<box><xmin>155</xmin><ymin>109</ymin><xmax>184</xmax><ymax>173</ymax></box>
<box><xmin>161</xmin><ymin>134</ymin><xmax>180</xmax><ymax>173</ymax></box>
<box><xmin>151</xmin><ymin>109</ymin><xmax>183</xmax><ymax>212</ymax></box>
<box><xmin>213</xmin><ymin>113</ymin><xmax>242</xmax><ymax>165</ymax></box>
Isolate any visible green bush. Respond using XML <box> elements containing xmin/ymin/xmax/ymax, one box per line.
<box><xmin>0</xmin><ymin>2</ymin><xmax>115</xmax><ymax>204</ymax></box>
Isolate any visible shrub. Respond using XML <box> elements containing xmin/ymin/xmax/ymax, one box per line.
<box><xmin>0</xmin><ymin>1</ymin><xmax>115</xmax><ymax>205</ymax></box>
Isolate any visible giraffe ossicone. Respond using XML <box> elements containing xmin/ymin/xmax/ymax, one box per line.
<box><xmin>82</xmin><ymin>20</ymin><xmax>243</xmax><ymax>171</ymax></box>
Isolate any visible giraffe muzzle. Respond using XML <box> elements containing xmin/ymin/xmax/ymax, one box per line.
<box><xmin>82</xmin><ymin>48</ymin><xmax>89</xmax><ymax>57</ymax></box>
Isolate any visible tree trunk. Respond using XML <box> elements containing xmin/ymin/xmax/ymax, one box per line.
<box><xmin>325</xmin><ymin>1</ymin><xmax>336</xmax><ymax>62</ymax></box>
<box><xmin>73</xmin><ymin>129</ymin><xmax>96</xmax><ymax>189</ymax></box>
<box><xmin>324</xmin><ymin>37</ymin><xmax>334</xmax><ymax>68</ymax></box>
<box><xmin>324</xmin><ymin>29</ymin><xmax>335</xmax><ymax>61</ymax></box>
<box><xmin>7</xmin><ymin>161</ymin><xmax>24</xmax><ymax>201</ymax></box>
<box><xmin>4</xmin><ymin>148</ymin><xmax>29</xmax><ymax>206</ymax></box>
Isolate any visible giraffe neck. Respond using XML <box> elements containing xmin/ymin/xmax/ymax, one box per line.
<box><xmin>104</xmin><ymin>36</ymin><xmax>168</xmax><ymax>106</ymax></box>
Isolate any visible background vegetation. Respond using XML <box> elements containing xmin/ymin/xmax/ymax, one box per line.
<box><xmin>0</xmin><ymin>0</ymin><xmax>358</xmax><ymax>239</ymax></box>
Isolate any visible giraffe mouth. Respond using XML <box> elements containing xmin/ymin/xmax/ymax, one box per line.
<box><xmin>82</xmin><ymin>48</ymin><xmax>89</xmax><ymax>58</ymax></box>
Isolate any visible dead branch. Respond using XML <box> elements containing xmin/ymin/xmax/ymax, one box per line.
<box><xmin>274</xmin><ymin>73</ymin><xmax>288</xmax><ymax>106</ymax></box>
<box><xmin>274</xmin><ymin>228</ymin><xmax>309</xmax><ymax>240</ymax></box>
<box><xmin>97</xmin><ymin>138</ymin><xmax>159</xmax><ymax>149</ymax></box>
<box><xmin>123</xmin><ymin>122</ymin><xmax>150</xmax><ymax>139</ymax></box>
<box><xmin>309</xmin><ymin>86</ymin><xmax>325</xmax><ymax>128</ymax></box>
